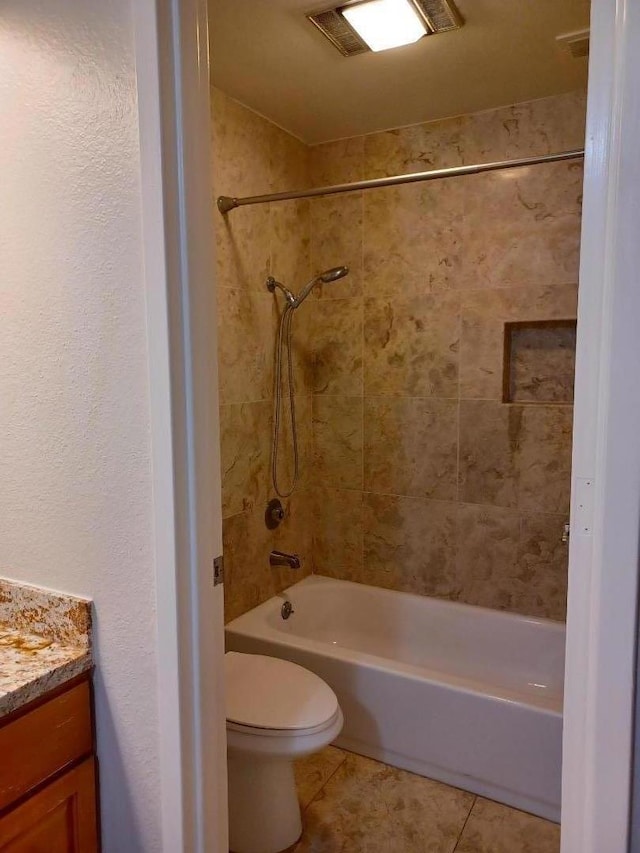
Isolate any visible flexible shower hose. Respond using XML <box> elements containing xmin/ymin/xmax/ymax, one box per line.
<box><xmin>271</xmin><ymin>303</ymin><xmax>299</xmax><ymax>498</ymax></box>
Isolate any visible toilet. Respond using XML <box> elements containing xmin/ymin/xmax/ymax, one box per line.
<box><xmin>225</xmin><ymin>651</ymin><xmax>343</xmax><ymax>853</ymax></box>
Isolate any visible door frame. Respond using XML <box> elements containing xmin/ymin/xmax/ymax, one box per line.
<box><xmin>134</xmin><ymin>0</ymin><xmax>227</xmax><ymax>850</ymax></box>
<box><xmin>562</xmin><ymin>0</ymin><xmax>640</xmax><ymax>850</ymax></box>
<box><xmin>139</xmin><ymin>0</ymin><xmax>640</xmax><ymax>849</ymax></box>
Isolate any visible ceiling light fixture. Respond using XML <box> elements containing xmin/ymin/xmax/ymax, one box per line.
<box><xmin>341</xmin><ymin>0</ymin><xmax>427</xmax><ymax>52</ymax></box>
<box><xmin>308</xmin><ymin>0</ymin><xmax>462</xmax><ymax>58</ymax></box>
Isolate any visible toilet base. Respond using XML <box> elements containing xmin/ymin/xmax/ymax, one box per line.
<box><xmin>228</xmin><ymin>753</ymin><xmax>302</xmax><ymax>853</ymax></box>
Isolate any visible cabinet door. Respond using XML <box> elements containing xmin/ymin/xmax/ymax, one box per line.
<box><xmin>0</xmin><ymin>758</ymin><xmax>98</xmax><ymax>852</ymax></box>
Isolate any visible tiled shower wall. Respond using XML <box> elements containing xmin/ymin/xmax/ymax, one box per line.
<box><xmin>211</xmin><ymin>89</ymin><xmax>315</xmax><ymax>621</ymax></box>
<box><xmin>213</xmin><ymin>87</ymin><xmax>586</xmax><ymax>624</ymax></box>
<box><xmin>307</xmin><ymin>91</ymin><xmax>586</xmax><ymax>621</ymax></box>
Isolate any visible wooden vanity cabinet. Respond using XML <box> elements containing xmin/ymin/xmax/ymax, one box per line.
<box><xmin>0</xmin><ymin>675</ymin><xmax>99</xmax><ymax>852</ymax></box>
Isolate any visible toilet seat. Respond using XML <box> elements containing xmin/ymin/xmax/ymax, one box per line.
<box><xmin>225</xmin><ymin>651</ymin><xmax>339</xmax><ymax>733</ymax></box>
<box><xmin>227</xmin><ymin>706</ymin><xmax>342</xmax><ymax>738</ymax></box>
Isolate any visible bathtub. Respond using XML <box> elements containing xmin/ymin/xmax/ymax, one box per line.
<box><xmin>225</xmin><ymin>575</ymin><xmax>564</xmax><ymax>822</ymax></box>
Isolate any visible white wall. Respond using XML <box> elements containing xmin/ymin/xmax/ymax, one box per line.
<box><xmin>0</xmin><ymin>1</ymin><xmax>162</xmax><ymax>849</ymax></box>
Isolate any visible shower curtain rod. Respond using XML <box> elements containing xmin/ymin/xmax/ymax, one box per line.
<box><xmin>217</xmin><ymin>148</ymin><xmax>584</xmax><ymax>215</ymax></box>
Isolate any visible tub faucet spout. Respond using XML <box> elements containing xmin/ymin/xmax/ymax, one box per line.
<box><xmin>270</xmin><ymin>550</ymin><xmax>301</xmax><ymax>569</ymax></box>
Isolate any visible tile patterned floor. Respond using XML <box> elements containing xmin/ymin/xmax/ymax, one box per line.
<box><xmin>292</xmin><ymin>748</ymin><xmax>560</xmax><ymax>853</ymax></box>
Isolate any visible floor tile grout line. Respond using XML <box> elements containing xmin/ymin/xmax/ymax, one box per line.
<box><xmin>301</xmin><ymin>750</ymin><xmax>349</xmax><ymax>814</ymax></box>
<box><xmin>452</xmin><ymin>794</ymin><xmax>477</xmax><ymax>852</ymax></box>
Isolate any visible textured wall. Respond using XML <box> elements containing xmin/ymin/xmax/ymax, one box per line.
<box><xmin>307</xmin><ymin>92</ymin><xmax>586</xmax><ymax>621</ymax></box>
<box><xmin>0</xmin><ymin>2</ymin><xmax>162</xmax><ymax>849</ymax></box>
<box><xmin>211</xmin><ymin>90</ymin><xmax>315</xmax><ymax>621</ymax></box>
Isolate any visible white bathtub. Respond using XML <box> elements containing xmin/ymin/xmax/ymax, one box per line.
<box><xmin>225</xmin><ymin>575</ymin><xmax>564</xmax><ymax>822</ymax></box>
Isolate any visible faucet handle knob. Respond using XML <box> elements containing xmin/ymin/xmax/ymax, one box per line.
<box><xmin>265</xmin><ymin>498</ymin><xmax>286</xmax><ymax>530</ymax></box>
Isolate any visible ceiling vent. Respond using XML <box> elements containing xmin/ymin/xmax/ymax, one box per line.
<box><xmin>556</xmin><ymin>28</ymin><xmax>590</xmax><ymax>59</ymax></box>
<box><xmin>308</xmin><ymin>9</ymin><xmax>369</xmax><ymax>57</ymax></box>
<box><xmin>414</xmin><ymin>0</ymin><xmax>462</xmax><ymax>33</ymax></box>
<box><xmin>308</xmin><ymin>0</ymin><xmax>463</xmax><ymax>57</ymax></box>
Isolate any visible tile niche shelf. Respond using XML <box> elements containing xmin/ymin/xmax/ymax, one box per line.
<box><xmin>502</xmin><ymin>319</ymin><xmax>577</xmax><ymax>405</ymax></box>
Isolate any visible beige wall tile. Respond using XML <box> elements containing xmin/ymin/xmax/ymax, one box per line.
<box><xmin>312</xmin><ymin>487</ymin><xmax>364</xmax><ymax>579</ymax></box>
<box><xmin>464</xmin><ymin>91</ymin><xmax>587</xmax><ymax>163</ymax></box>
<box><xmin>364</xmin><ymin>294</ymin><xmax>459</xmax><ymax>398</ymax></box>
<box><xmin>364</xmin><ymin>397</ymin><xmax>458</xmax><ymax>500</ymax></box>
<box><xmin>309</xmin><ymin>136</ymin><xmax>364</xmax><ymax>187</ymax></box>
<box><xmin>460</xmin><ymin>282</ymin><xmax>579</xmax><ymax>319</ymax></box>
<box><xmin>363</xmin><ymin>179</ymin><xmax>464</xmax><ymax>296</ymax></box>
<box><xmin>459</xmin><ymin>310</ymin><xmax>506</xmax><ymax>400</ymax></box>
<box><xmin>223</xmin><ymin>506</ymin><xmax>272</xmax><ymax>623</ymax></box>
<box><xmin>210</xmin><ymin>85</ymin><xmax>271</xmax><ymax>296</ymax></box>
<box><xmin>516</xmin><ymin>405</ymin><xmax>573</xmax><ymax>514</ymax></box>
<box><xmin>269</xmin><ymin>124</ymin><xmax>310</xmax><ymax>192</ymax></box>
<box><xmin>359</xmin><ymin>91</ymin><xmax>586</xmax><ymax>183</ymax></box>
<box><xmin>313</xmin><ymin>396</ymin><xmax>363</xmax><ymax>489</ymax></box>
<box><xmin>363</xmin><ymin>114</ymin><xmax>467</xmax><ymax>179</ymax></box>
<box><xmin>459</xmin><ymin>401</ymin><xmax>573</xmax><ymax>513</ymax></box>
<box><xmin>456</xmin><ymin>504</ymin><xmax>568</xmax><ymax>619</ymax></box>
<box><xmin>211</xmin><ymin>87</ymin><xmax>272</xmax><ymax>197</ymax></box>
<box><xmin>459</xmin><ymin>400</ymin><xmax>519</xmax><ymax>508</ymax></box>
<box><xmin>296</xmin><ymin>394</ymin><xmax>314</xmax><ymax>491</ymax></box>
<box><xmin>363</xmin><ymin>494</ymin><xmax>459</xmax><ymax>598</ymax></box>
<box><xmin>458</xmin><ymin>162</ymin><xmax>583</xmax><ymax>290</ymax></box>
<box><xmin>456</xmin><ymin>503</ymin><xmax>520</xmax><ymax>610</ymax></box>
<box><xmin>215</xmin><ymin>205</ymin><xmax>271</xmax><ymax>291</ymax></box>
<box><xmin>220</xmin><ymin>400</ymin><xmax>271</xmax><ymax>518</ymax></box>
<box><xmin>456</xmin><ymin>797</ymin><xmax>560</xmax><ymax>853</ymax></box>
<box><xmin>217</xmin><ymin>287</ymin><xmax>274</xmax><ymax>405</ymax></box>
<box><xmin>310</xmin><ymin>194</ymin><xmax>363</xmax><ymax>299</ymax></box>
<box><xmin>309</xmin><ymin>298</ymin><xmax>363</xmax><ymax>396</ymax></box>
<box><xmin>271</xmin><ymin>199</ymin><xmax>311</xmax><ymax>286</ymax></box>
<box><xmin>515</xmin><ymin>513</ymin><xmax>569</xmax><ymax>621</ymax></box>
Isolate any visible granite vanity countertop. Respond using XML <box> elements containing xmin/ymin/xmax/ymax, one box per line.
<box><xmin>0</xmin><ymin>578</ymin><xmax>93</xmax><ymax>719</ymax></box>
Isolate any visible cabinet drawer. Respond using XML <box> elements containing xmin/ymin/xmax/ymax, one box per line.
<box><xmin>0</xmin><ymin>681</ymin><xmax>93</xmax><ymax>812</ymax></box>
<box><xmin>0</xmin><ymin>757</ymin><xmax>98</xmax><ymax>852</ymax></box>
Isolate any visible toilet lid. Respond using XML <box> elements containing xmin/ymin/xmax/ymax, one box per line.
<box><xmin>225</xmin><ymin>652</ymin><xmax>339</xmax><ymax>731</ymax></box>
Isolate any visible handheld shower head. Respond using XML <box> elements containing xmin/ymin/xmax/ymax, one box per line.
<box><xmin>293</xmin><ymin>266</ymin><xmax>349</xmax><ymax>307</ymax></box>
<box><xmin>266</xmin><ymin>267</ymin><xmax>350</xmax><ymax>309</ymax></box>
<box><xmin>318</xmin><ymin>266</ymin><xmax>349</xmax><ymax>284</ymax></box>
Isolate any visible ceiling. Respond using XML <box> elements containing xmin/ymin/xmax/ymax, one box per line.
<box><xmin>208</xmin><ymin>0</ymin><xmax>590</xmax><ymax>145</ymax></box>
